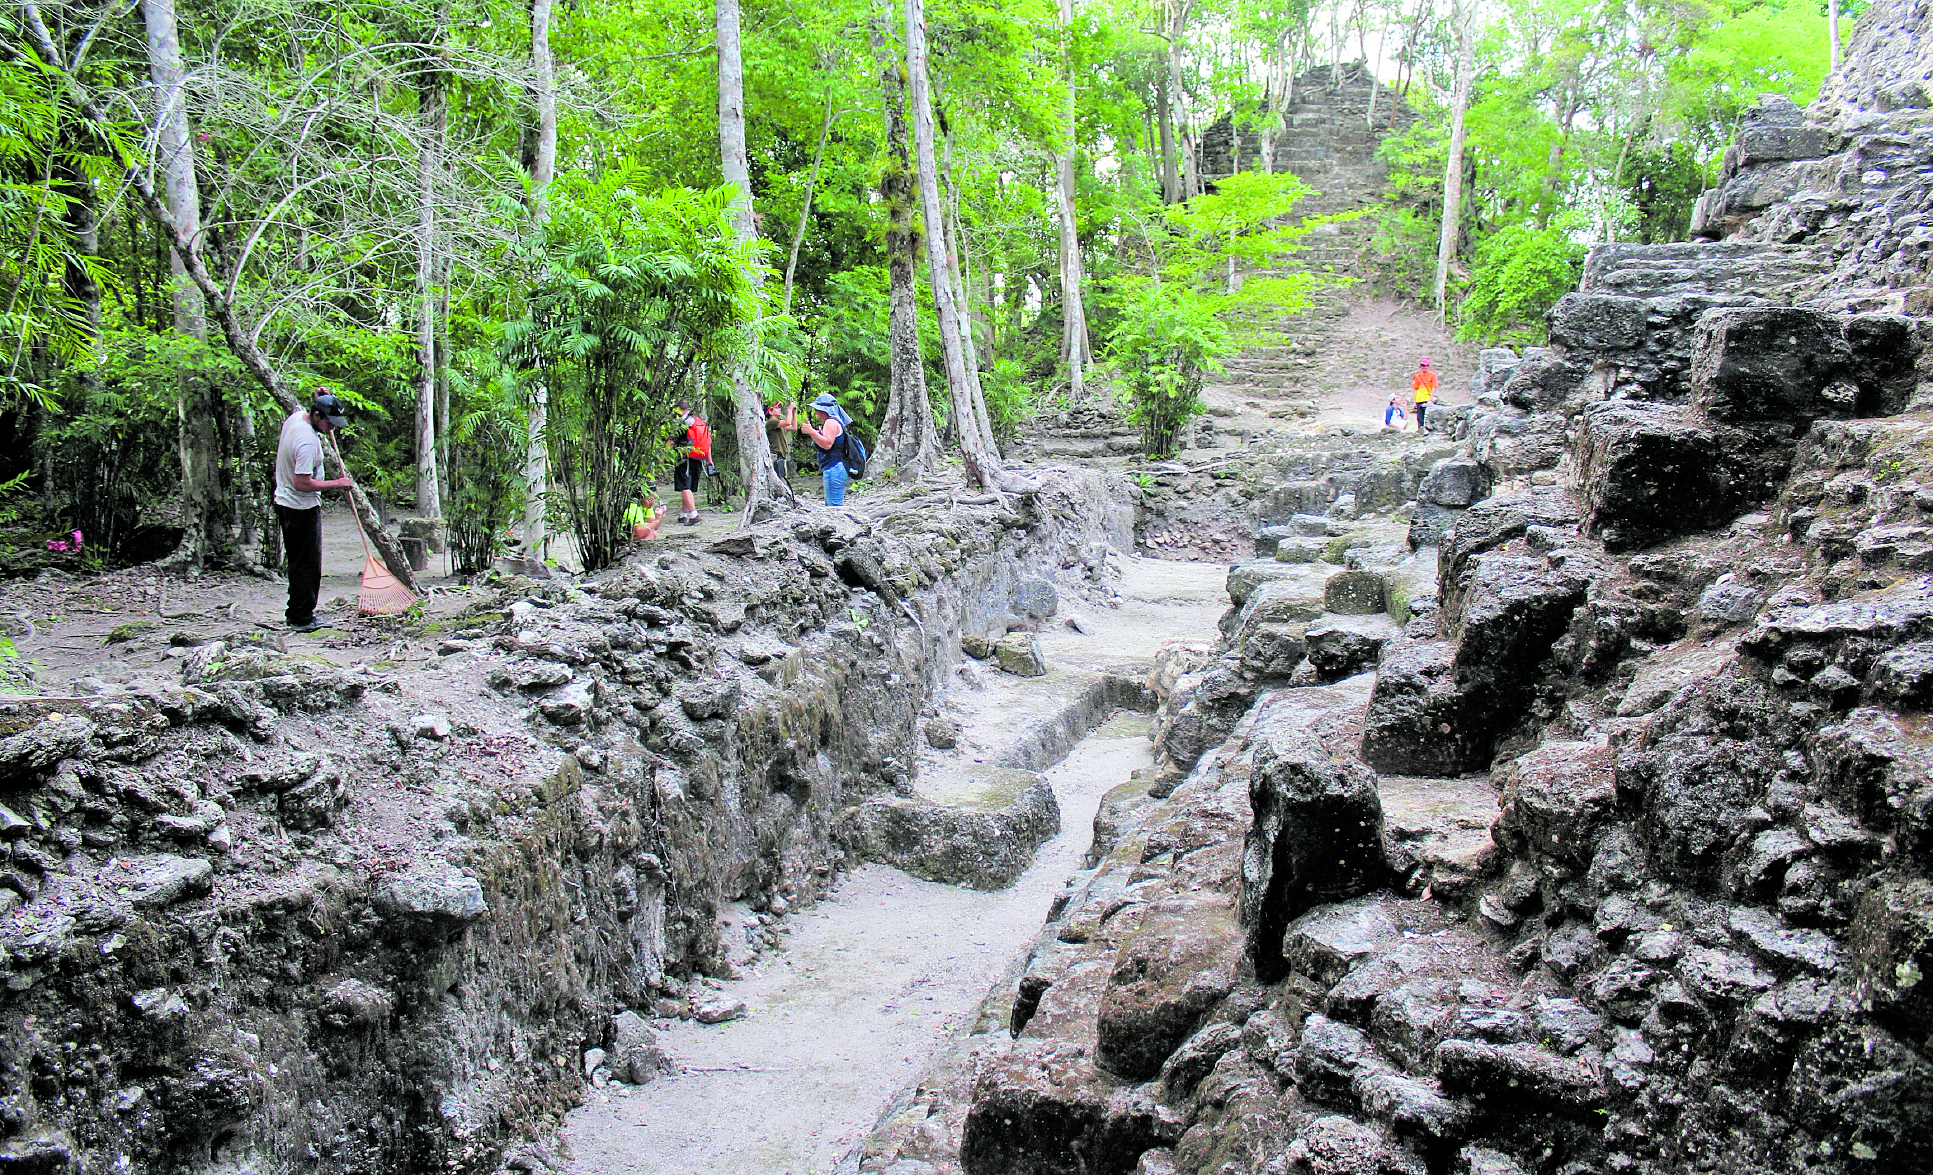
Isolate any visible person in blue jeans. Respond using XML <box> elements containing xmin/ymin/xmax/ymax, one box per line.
<box><xmin>793</xmin><ymin>393</ymin><xmax>854</xmax><ymax>505</ymax></box>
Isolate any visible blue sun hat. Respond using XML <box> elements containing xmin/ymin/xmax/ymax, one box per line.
<box><xmin>810</xmin><ymin>393</ymin><xmax>853</xmax><ymax>429</ymax></box>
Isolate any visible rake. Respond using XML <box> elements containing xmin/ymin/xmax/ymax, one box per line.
<box><xmin>325</xmin><ymin>435</ymin><xmax>417</xmax><ymax>616</ymax></box>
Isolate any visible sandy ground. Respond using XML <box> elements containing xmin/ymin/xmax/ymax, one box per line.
<box><xmin>556</xmin><ymin>555</ymin><xmax>1229</xmax><ymax>1175</ymax></box>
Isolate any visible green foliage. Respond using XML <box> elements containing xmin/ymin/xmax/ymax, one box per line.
<box><xmin>512</xmin><ymin>175</ymin><xmax>759</xmax><ymax>572</ymax></box>
<box><xmin>0</xmin><ymin>53</ymin><xmax>119</xmax><ymax>411</ymax></box>
<box><xmin>980</xmin><ymin>357</ymin><xmax>1036</xmax><ymax>441</ymax></box>
<box><xmin>36</xmin><ymin>332</ymin><xmax>241</xmax><ymax>565</ymax></box>
<box><xmin>1105</xmin><ymin>281</ymin><xmax>1235</xmax><ymax>457</ymax></box>
<box><xmin>1455</xmin><ymin>219</ymin><xmax>1587</xmax><ymax>345</ymax></box>
<box><xmin>1106</xmin><ymin>170</ymin><xmax>1328</xmax><ymax>456</ymax></box>
<box><xmin>444</xmin><ymin>335</ymin><xmax>526</xmax><ymax>574</ymax></box>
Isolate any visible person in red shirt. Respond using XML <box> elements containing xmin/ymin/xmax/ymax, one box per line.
<box><xmin>1411</xmin><ymin>358</ymin><xmax>1439</xmax><ymax>431</ymax></box>
<box><xmin>671</xmin><ymin>402</ymin><xmax>712</xmax><ymax>525</ymax></box>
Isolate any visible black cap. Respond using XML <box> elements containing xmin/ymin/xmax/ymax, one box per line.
<box><xmin>312</xmin><ymin>393</ymin><xmax>349</xmax><ymax>431</ymax></box>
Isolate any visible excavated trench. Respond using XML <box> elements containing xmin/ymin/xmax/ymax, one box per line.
<box><xmin>559</xmin><ymin>556</ymin><xmax>1227</xmax><ymax>1174</ymax></box>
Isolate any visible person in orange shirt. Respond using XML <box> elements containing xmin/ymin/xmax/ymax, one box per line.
<box><xmin>1411</xmin><ymin>358</ymin><xmax>1438</xmax><ymax>431</ymax></box>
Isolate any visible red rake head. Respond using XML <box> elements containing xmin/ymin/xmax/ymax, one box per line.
<box><xmin>357</xmin><ymin>556</ymin><xmax>417</xmax><ymax>616</ymax></box>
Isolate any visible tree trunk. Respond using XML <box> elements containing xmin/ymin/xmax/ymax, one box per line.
<box><xmin>782</xmin><ymin>86</ymin><xmax>836</xmax><ymax>317</ymax></box>
<box><xmin>1828</xmin><ymin>0</ymin><xmax>1841</xmax><ymax>69</ymax></box>
<box><xmin>141</xmin><ymin>0</ymin><xmax>232</xmax><ymax>573</ymax></box>
<box><xmin>413</xmin><ymin>50</ymin><xmax>444</xmax><ymax>519</ymax></box>
<box><xmin>525</xmin><ymin>0</ymin><xmax>557</xmax><ymax>558</ymax></box>
<box><xmin>871</xmin><ymin>3</ymin><xmax>938</xmax><ymax>478</ymax></box>
<box><xmin>905</xmin><ymin>0</ymin><xmax>998</xmax><ymax>487</ymax></box>
<box><xmin>1055</xmin><ymin>0</ymin><xmax>1090</xmax><ymax>399</ymax></box>
<box><xmin>1161</xmin><ymin>0</ymin><xmax>1189</xmax><ymax>203</ymax></box>
<box><xmin>1432</xmin><ymin>0</ymin><xmax>1475</xmax><ymax>323</ymax></box>
<box><xmin>716</xmin><ymin>0</ymin><xmax>791</xmax><ymax>518</ymax></box>
<box><xmin>1156</xmin><ymin>76</ymin><xmax>1178</xmax><ymax>203</ymax></box>
<box><xmin>937</xmin><ymin>115</ymin><xmax>1000</xmax><ymax>458</ymax></box>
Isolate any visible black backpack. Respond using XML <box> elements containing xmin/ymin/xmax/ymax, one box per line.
<box><xmin>842</xmin><ymin>429</ymin><xmax>869</xmax><ymax>480</ymax></box>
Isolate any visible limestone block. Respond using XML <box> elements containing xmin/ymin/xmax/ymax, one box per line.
<box><xmin>1574</xmin><ymin>401</ymin><xmax>1796</xmax><ymax>552</ymax></box>
<box><xmin>1690</xmin><ymin>306</ymin><xmax>1855</xmax><ymax>423</ymax></box>
<box><xmin>1304</xmin><ymin>619</ymin><xmax>1391</xmax><ymax>681</ymax></box>
<box><xmin>1733</xmin><ymin>125</ymin><xmax>1840</xmax><ymax>166</ymax></box>
<box><xmin>841</xmin><ymin>770</ymin><xmax>1059</xmax><ymax>889</ymax></box>
<box><xmin>959</xmin><ymin>1041</ymin><xmax>1183</xmax><ymax>1175</ymax></box>
<box><xmin>1324</xmin><ymin>570</ymin><xmax>1385</xmax><ymax>616</ymax></box>
<box><xmin>1239</xmin><ymin>622</ymin><xmax>1308</xmax><ymax>680</ymax></box>
<box><xmin>1243</xmin><ymin>708</ymin><xmax>1386</xmax><ymax>978</ymax></box>
<box><xmin>994</xmin><ymin>632</ymin><xmax>1049</xmax><ymax>677</ymax></box>
<box><xmin>1493</xmin><ymin>741</ymin><xmax>1617</xmax><ymax>867</ymax></box>
<box><xmin>1360</xmin><ymin>639</ymin><xmax>1479</xmax><ymax>777</ymax></box>
<box><xmin>1095</xmin><ymin>896</ymin><xmax>1243</xmax><ymax>1079</ymax></box>
<box><xmin>1546</xmin><ymin>292</ymin><xmax>1647</xmax><ymax>351</ymax></box>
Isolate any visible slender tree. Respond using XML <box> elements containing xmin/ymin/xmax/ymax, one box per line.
<box><xmin>412</xmin><ymin>17</ymin><xmax>447</xmax><ymax>520</ymax></box>
<box><xmin>1055</xmin><ymin>0</ymin><xmax>1091</xmax><ymax>398</ymax></box>
<box><xmin>717</xmin><ymin>0</ymin><xmax>791</xmax><ymax>518</ymax></box>
<box><xmin>1432</xmin><ymin>0</ymin><xmax>1474</xmax><ymax>322</ymax></box>
<box><xmin>904</xmin><ymin>0</ymin><xmax>998</xmax><ymax>487</ymax></box>
<box><xmin>141</xmin><ymin>0</ymin><xmax>231</xmax><ymax>572</ymax></box>
<box><xmin>525</xmin><ymin>0</ymin><xmax>557</xmax><ymax>558</ymax></box>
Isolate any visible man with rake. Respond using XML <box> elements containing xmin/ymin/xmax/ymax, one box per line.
<box><xmin>273</xmin><ymin>390</ymin><xmax>356</xmax><ymax>633</ymax></box>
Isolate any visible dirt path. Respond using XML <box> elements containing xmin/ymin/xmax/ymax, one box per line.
<box><xmin>1201</xmin><ymin>294</ymin><xmax>1477</xmax><ymax>438</ymax></box>
<box><xmin>557</xmin><ymin>556</ymin><xmax>1229</xmax><ymax>1175</ymax></box>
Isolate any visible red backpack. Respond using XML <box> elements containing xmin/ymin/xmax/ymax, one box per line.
<box><xmin>687</xmin><ymin>417</ymin><xmax>713</xmax><ymax>459</ymax></box>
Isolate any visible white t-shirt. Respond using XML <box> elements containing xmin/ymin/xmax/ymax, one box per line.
<box><xmin>274</xmin><ymin>410</ymin><xmax>325</xmax><ymax>509</ymax></box>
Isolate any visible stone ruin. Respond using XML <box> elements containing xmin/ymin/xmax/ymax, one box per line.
<box><xmin>1</xmin><ymin>5</ymin><xmax>1931</xmax><ymax>1174</ymax></box>
<box><xmin>840</xmin><ymin>4</ymin><xmax>1933</xmax><ymax>1173</ymax></box>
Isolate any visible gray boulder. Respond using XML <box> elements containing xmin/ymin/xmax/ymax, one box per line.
<box><xmin>1012</xmin><ymin>578</ymin><xmax>1059</xmax><ymax>620</ymax></box>
<box><xmin>1418</xmin><ymin>459</ymin><xmax>1488</xmax><ymax>509</ymax></box>
<box><xmin>375</xmin><ymin>868</ymin><xmax>489</xmax><ymax>933</ymax></box>
<box><xmin>611</xmin><ymin>1009</ymin><xmax>675</xmax><ymax>1084</ymax></box>
<box><xmin>122</xmin><ymin>855</ymin><xmax>214</xmax><ymax>909</ymax></box>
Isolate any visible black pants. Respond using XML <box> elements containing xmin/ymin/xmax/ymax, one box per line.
<box><xmin>275</xmin><ymin>504</ymin><xmax>322</xmax><ymax>625</ymax></box>
<box><xmin>1415</xmin><ymin>402</ymin><xmax>1428</xmax><ymax>430</ymax></box>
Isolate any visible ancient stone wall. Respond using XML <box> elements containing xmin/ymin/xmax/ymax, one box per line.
<box><xmin>1200</xmin><ymin>63</ymin><xmax>1413</xmax><ymax>220</ymax></box>
<box><xmin>1689</xmin><ymin>0</ymin><xmax>1933</xmax><ymax>315</ymax></box>
<box><xmin>0</xmin><ymin>472</ymin><xmax>1132</xmax><ymax>1173</ymax></box>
